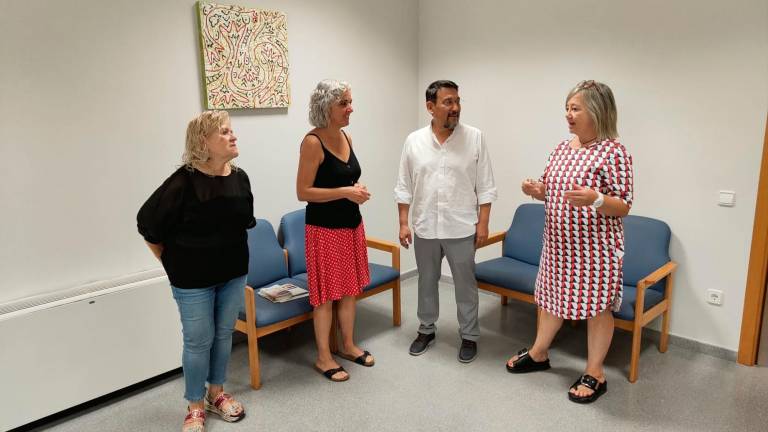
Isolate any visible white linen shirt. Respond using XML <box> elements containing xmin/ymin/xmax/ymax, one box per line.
<box><xmin>394</xmin><ymin>123</ymin><xmax>497</xmax><ymax>239</ymax></box>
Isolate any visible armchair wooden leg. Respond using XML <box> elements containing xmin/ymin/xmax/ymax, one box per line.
<box><xmin>246</xmin><ymin>332</ymin><xmax>262</xmax><ymax>390</ymax></box>
<box><xmin>659</xmin><ymin>308</ymin><xmax>670</xmax><ymax>353</ymax></box>
<box><xmin>629</xmin><ymin>323</ymin><xmax>642</xmax><ymax>383</ymax></box>
<box><xmin>393</xmin><ymin>281</ymin><xmax>402</xmax><ymax>326</ymax></box>
<box><xmin>243</xmin><ymin>286</ymin><xmax>262</xmax><ymax>390</ymax></box>
<box><xmin>536</xmin><ymin>307</ymin><xmax>541</xmax><ymax>330</ymax></box>
<box><xmin>501</xmin><ymin>295</ymin><xmax>508</xmax><ymax>305</ymax></box>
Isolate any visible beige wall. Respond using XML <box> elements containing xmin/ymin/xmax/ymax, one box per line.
<box><xmin>418</xmin><ymin>0</ymin><xmax>768</xmax><ymax>350</ymax></box>
<box><xmin>0</xmin><ymin>0</ymin><xmax>419</xmax><ymax>304</ymax></box>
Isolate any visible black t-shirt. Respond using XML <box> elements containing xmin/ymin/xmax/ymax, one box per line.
<box><xmin>137</xmin><ymin>166</ymin><xmax>256</xmax><ymax>288</ymax></box>
<box><xmin>305</xmin><ymin>132</ymin><xmax>362</xmax><ymax>229</ymax></box>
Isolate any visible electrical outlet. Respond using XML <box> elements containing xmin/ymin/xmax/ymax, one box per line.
<box><xmin>706</xmin><ymin>289</ymin><xmax>723</xmax><ymax>306</ymax></box>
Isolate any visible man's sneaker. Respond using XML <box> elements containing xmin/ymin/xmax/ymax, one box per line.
<box><xmin>409</xmin><ymin>332</ymin><xmax>436</xmax><ymax>356</ymax></box>
<box><xmin>458</xmin><ymin>339</ymin><xmax>477</xmax><ymax>363</ymax></box>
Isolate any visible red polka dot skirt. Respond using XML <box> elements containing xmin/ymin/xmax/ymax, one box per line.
<box><xmin>305</xmin><ymin>222</ymin><xmax>370</xmax><ymax>307</ymax></box>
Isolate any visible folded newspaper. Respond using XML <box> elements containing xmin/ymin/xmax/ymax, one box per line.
<box><xmin>258</xmin><ymin>283</ymin><xmax>309</xmax><ymax>303</ymax></box>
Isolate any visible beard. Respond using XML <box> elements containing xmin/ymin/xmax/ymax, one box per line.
<box><xmin>443</xmin><ymin>113</ymin><xmax>460</xmax><ymax>130</ymax></box>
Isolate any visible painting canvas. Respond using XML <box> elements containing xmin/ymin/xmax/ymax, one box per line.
<box><xmin>197</xmin><ymin>2</ymin><xmax>290</xmax><ymax>109</ymax></box>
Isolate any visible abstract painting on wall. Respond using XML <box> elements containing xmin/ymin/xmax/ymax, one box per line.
<box><xmin>197</xmin><ymin>2</ymin><xmax>290</xmax><ymax>109</ymax></box>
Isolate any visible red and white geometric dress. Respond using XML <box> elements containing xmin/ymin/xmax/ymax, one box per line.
<box><xmin>534</xmin><ymin>139</ymin><xmax>634</xmax><ymax>320</ymax></box>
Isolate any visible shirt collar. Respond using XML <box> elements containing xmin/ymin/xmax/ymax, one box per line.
<box><xmin>429</xmin><ymin>122</ymin><xmax>461</xmax><ymax>147</ymax></box>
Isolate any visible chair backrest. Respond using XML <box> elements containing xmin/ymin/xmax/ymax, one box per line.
<box><xmin>246</xmin><ymin>219</ymin><xmax>290</xmax><ymax>288</ymax></box>
<box><xmin>502</xmin><ymin>203</ymin><xmax>545</xmax><ymax>266</ymax></box>
<box><xmin>622</xmin><ymin>215</ymin><xmax>672</xmax><ymax>293</ymax></box>
<box><xmin>279</xmin><ymin>209</ymin><xmax>307</xmax><ymax>276</ymax></box>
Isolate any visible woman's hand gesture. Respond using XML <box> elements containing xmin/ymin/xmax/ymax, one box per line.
<box><xmin>521</xmin><ymin>178</ymin><xmax>545</xmax><ymax>200</ymax></box>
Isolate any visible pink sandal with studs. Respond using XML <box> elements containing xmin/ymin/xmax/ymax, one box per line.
<box><xmin>205</xmin><ymin>392</ymin><xmax>245</xmax><ymax>422</ymax></box>
<box><xmin>183</xmin><ymin>408</ymin><xmax>206</xmax><ymax>432</ymax></box>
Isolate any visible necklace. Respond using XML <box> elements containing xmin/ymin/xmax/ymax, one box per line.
<box><xmin>573</xmin><ymin>136</ymin><xmax>598</xmax><ymax>149</ymax></box>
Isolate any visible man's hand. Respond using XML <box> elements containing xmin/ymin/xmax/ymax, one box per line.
<box><xmin>563</xmin><ymin>184</ymin><xmax>598</xmax><ymax>207</ymax></box>
<box><xmin>399</xmin><ymin>225</ymin><xmax>412</xmax><ymax>249</ymax></box>
<box><xmin>475</xmin><ymin>222</ymin><xmax>489</xmax><ymax>248</ymax></box>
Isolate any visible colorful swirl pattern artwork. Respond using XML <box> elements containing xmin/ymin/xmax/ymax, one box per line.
<box><xmin>197</xmin><ymin>2</ymin><xmax>290</xmax><ymax>109</ymax></box>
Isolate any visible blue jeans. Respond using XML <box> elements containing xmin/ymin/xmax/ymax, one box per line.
<box><xmin>171</xmin><ymin>275</ymin><xmax>246</xmax><ymax>402</ymax></box>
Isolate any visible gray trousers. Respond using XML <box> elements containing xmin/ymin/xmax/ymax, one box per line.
<box><xmin>414</xmin><ymin>234</ymin><xmax>479</xmax><ymax>341</ymax></box>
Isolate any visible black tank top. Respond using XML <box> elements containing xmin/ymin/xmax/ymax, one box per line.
<box><xmin>305</xmin><ymin>131</ymin><xmax>363</xmax><ymax>228</ymax></box>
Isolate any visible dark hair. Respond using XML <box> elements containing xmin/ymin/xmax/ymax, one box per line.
<box><xmin>425</xmin><ymin>80</ymin><xmax>459</xmax><ymax>103</ymax></box>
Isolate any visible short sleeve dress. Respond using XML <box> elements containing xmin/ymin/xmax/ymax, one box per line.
<box><xmin>534</xmin><ymin>139</ymin><xmax>634</xmax><ymax>320</ymax></box>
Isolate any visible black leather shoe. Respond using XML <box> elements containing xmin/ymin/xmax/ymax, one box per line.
<box><xmin>409</xmin><ymin>332</ymin><xmax>436</xmax><ymax>356</ymax></box>
<box><xmin>458</xmin><ymin>339</ymin><xmax>477</xmax><ymax>363</ymax></box>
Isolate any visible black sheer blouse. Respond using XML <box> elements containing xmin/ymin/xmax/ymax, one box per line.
<box><xmin>137</xmin><ymin>166</ymin><xmax>256</xmax><ymax>288</ymax></box>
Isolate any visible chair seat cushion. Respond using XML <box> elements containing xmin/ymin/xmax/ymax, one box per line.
<box><xmin>288</xmin><ymin>263</ymin><xmax>399</xmax><ymax>293</ymax></box>
<box><xmin>475</xmin><ymin>257</ymin><xmax>538</xmax><ymax>295</ymax></box>
<box><xmin>239</xmin><ymin>277</ymin><xmax>313</xmax><ymax>328</ymax></box>
<box><xmin>613</xmin><ymin>285</ymin><xmax>665</xmax><ymax>321</ymax></box>
<box><xmin>364</xmin><ymin>263</ymin><xmax>399</xmax><ymax>291</ymax></box>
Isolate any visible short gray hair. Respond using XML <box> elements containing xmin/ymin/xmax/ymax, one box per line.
<box><xmin>566</xmin><ymin>80</ymin><xmax>619</xmax><ymax>141</ymax></box>
<box><xmin>308</xmin><ymin>79</ymin><xmax>350</xmax><ymax>128</ymax></box>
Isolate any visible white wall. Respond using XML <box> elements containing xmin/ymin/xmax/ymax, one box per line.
<box><xmin>419</xmin><ymin>0</ymin><xmax>768</xmax><ymax>350</ymax></box>
<box><xmin>0</xmin><ymin>0</ymin><xmax>418</xmax><ymax>304</ymax></box>
<box><xmin>2</xmin><ymin>0</ymin><xmax>765</xmax><ymax>352</ymax></box>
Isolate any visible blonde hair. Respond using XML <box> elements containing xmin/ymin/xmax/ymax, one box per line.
<box><xmin>566</xmin><ymin>80</ymin><xmax>618</xmax><ymax>141</ymax></box>
<box><xmin>182</xmin><ymin>110</ymin><xmax>236</xmax><ymax>170</ymax></box>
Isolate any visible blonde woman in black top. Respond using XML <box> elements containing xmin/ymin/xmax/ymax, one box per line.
<box><xmin>138</xmin><ymin>111</ymin><xmax>253</xmax><ymax>432</ymax></box>
<box><xmin>297</xmin><ymin>80</ymin><xmax>374</xmax><ymax>382</ymax></box>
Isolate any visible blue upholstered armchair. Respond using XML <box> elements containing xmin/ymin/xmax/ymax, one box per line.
<box><xmin>279</xmin><ymin>209</ymin><xmax>402</xmax><ymax>326</ymax></box>
<box><xmin>475</xmin><ymin>203</ymin><xmax>678</xmax><ymax>382</ymax></box>
<box><xmin>233</xmin><ymin>219</ymin><xmax>315</xmax><ymax>390</ymax></box>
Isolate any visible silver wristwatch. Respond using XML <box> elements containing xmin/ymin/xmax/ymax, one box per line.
<box><xmin>591</xmin><ymin>191</ymin><xmax>605</xmax><ymax>209</ymax></box>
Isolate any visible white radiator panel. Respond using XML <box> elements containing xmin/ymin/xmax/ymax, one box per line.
<box><xmin>0</xmin><ymin>276</ymin><xmax>182</xmax><ymax>431</ymax></box>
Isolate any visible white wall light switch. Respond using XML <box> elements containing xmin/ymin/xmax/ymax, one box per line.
<box><xmin>718</xmin><ymin>190</ymin><xmax>735</xmax><ymax>207</ymax></box>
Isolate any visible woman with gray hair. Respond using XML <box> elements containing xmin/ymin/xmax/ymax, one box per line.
<box><xmin>296</xmin><ymin>79</ymin><xmax>374</xmax><ymax>382</ymax></box>
<box><xmin>505</xmin><ymin>80</ymin><xmax>634</xmax><ymax>404</ymax></box>
<box><xmin>138</xmin><ymin>110</ymin><xmax>253</xmax><ymax>431</ymax></box>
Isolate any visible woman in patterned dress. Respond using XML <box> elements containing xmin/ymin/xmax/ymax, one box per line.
<box><xmin>505</xmin><ymin>80</ymin><xmax>634</xmax><ymax>404</ymax></box>
<box><xmin>296</xmin><ymin>80</ymin><xmax>374</xmax><ymax>382</ymax></box>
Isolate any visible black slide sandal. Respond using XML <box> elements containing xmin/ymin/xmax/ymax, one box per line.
<box><xmin>506</xmin><ymin>348</ymin><xmax>551</xmax><ymax>373</ymax></box>
<box><xmin>314</xmin><ymin>365</ymin><xmax>349</xmax><ymax>382</ymax></box>
<box><xmin>568</xmin><ymin>374</ymin><xmax>607</xmax><ymax>404</ymax></box>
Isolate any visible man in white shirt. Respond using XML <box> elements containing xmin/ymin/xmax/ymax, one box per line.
<box><xmin>394</xmin><ymin>80</ymin><xmax>497</xmax><ymax>363</ymax></box>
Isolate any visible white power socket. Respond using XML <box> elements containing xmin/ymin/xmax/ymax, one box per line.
<box><xmin>706</xmin><ymin>289</ymin><xmax>724</xmax><ymax>306</ymax></box>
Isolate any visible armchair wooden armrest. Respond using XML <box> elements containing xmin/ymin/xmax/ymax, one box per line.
<box><xmin>476</xmin><ymin>231</ymin><xmax>506</xmax><ymax>249</ymax></box>
<box><xmin>366</xmin><ymin>236</ymin><xmax>400</xmax><ymax>270</ymax></box>
<box><xmin>633</xmin><ymin>261</ymin><xmax>678</xmax><ymax>329</ymax></box>
<box><xmin>636</xmin><ymin>261</ymin><xmax>678</xmax><ymax>291</ymax></box>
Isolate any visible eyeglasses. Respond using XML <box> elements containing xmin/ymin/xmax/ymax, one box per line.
<box><xmin>578</xmin><ymin>80</ymin><xmax>605</xmax><ymax>98</ymax></box>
